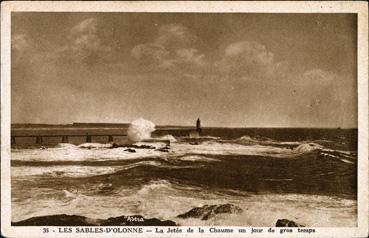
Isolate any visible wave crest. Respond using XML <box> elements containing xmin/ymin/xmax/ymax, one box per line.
<box><xmin>157</xmin><ymin>135</ymin><xmax>177</xmax><ymax>142</ymax></box>
<box><xmin>294</xmin><ymin>143</ymin><xmax>324</xmax><ymax>153</ymax></box>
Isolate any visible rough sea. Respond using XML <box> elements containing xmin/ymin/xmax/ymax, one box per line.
<box><xmin>11</xmin><ymin>127</ymin><xmax>357</xmax><ymax>226</ymax></box>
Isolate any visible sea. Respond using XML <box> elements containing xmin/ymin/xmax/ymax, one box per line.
<box><xmin>11</xmin><ymin>126</ymin><xmax>357</xmax><ymax>226</ymax></box>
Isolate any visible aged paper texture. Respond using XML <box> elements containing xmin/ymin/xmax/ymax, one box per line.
<box><xmin>1</xmin><ymin>1</ymin><xmax>368</xmax><ymax>237</ymax></box>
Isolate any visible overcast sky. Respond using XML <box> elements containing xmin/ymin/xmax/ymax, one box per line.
<box><xmin>11</xmin><ymin>13</ymin><xmax>357</xmax><ymax>127</ymax></box>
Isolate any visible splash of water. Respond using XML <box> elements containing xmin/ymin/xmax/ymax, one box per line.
<box><xmin>127</xmin><ymin>118</ymin><xmax>156</xmax><ymax>142</ymax></box>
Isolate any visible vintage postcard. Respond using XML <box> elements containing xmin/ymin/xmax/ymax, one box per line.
<box><xmin>1</xmin><ymin>1</ymin><xmax>368</xmax><ymax>237</ymax></box>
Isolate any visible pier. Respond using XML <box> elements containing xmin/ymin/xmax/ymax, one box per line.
<box><xmin>11</xmin><ymin>133</ymin><xmax>126</xmax><ymax>145</ymax></box>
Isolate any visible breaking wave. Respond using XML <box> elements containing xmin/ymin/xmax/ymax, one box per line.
<box><xmin>127</xmin><ymin>118</ymin><xmax>156</xmax><ymax>142</ymax></box>
<box><xmin>294</xmin><ymin>143</ymin><xmax>324</xmax><ymax>153</ymax></box>
<box><xmin>156</xmin><ymin>134</ymin><xmax>177</xmax><ymax>142</ymax></box>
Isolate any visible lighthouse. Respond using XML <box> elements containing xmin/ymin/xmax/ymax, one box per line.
<box><xmin>196</xmin><ymin>118</ymin><xmax>202</xmax><ymax>135</ymax></box>
<box><xmin>189</xmin><ymin>118</ymin><xmax>202</xmax><ymax>138</ymax></box>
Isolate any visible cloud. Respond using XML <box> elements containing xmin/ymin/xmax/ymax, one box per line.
<box><xmin>131</xmin><ymin>43</ymin><xmax>170</xmax><ymax>71</ymax></box>
<box><xmin>130</xmin><ymin>36</ymin><xmax>288</xmax><ymax>81</ymax></box>
<box><xmin>12</xmin><ymin>34</ymin><xmax>32</xmax><ymax>63</ymax></box>
<box><xmin>130</xmin><ymin>24</ymin><xmax>207</xmax><ymax>75</ymax></box>
<box><xmin>70</xmin><ymin>18</ymin><xmax>98</xmax><ymax>36</ymax></box>
<box><xmin>282</xmin><ymin>68</ymin><xmax>346</xmax><ymax>127</ymax></box>
<box><xmin>176</xmin><ymin>48</ymin><xmax>206</xmax><ymax>65</ymax></box>
<box><xmin>299</xmin><ymin>68</ymin><xmax>338</xmax><ymax>102</ymax></box>
<box><xmin>301</xmin><ymin>69</ymin><xmax>335</xmax><ymax>84</ymax></box>
<box><xmin>155</xmin><ymin>24</ymin><xmax>198</xmax><ymax>50</ymax></box>
<box><xmin>12</xmin><ymin>18</ymin><xmax>115</xmax><ymax>66</ymax></box>
<box><xmin>61</xmin><ymin>18</ymin><xmax>113</xmax><ymax>64</ymax></box>
<box><xmin>215</xmin><ymin>41</ymin><xmax>285</xmax><ymax>80</ymax></box>
<box><xmin>12</xmin><ymin>34</ymin><xmax>30</xmax><ymax>51</ymax></box>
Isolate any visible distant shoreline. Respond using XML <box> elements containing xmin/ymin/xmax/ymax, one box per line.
<box><xmin>11</xmin><ymin>123</ymin><xmax>358</xmax><ymax>130</ymax></box>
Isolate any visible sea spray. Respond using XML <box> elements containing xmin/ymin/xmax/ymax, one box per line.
<box><xmin>127</xmin><ymin>118</ymin><xmax>156</xmax><ymax>142</ymax></box>
<box><xmin>159</xmin><ymin>135</ymin><xmax>177</xmax><ymax>143</ymax></box>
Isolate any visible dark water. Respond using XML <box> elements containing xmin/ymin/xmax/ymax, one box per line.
<box><xmin>11</xmin><ymin>128</ymin><xmax>358</xmax><ymax>226</ymax></box>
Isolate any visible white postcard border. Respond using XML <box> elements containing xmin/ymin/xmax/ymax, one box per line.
<box><xmin>1</xmin><ymin>1</ymin><xmax>368</xmax><ymax>238</ymax></box>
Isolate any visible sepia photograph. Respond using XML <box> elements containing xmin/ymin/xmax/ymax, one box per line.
<box><xmin>1</xmin><ymin>1</ymin><xmax>368</xmax><ymax>237</ymax></box>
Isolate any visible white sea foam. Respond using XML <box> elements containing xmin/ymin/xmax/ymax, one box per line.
<box><xmin>156</xmin><ymin>134</ymin><xmax>177</xmax><ymax>142</ymax></box>
<box><xmin>12</xmin><ymin>166</ymin><xmax>119</xmax><ymax>178</ymax></box>
<box><xmin>11</xmin><ymin>144</ymin><xmax>164</xmax><ymax>162</ymax></box>
<box><xmin>58</xmin><ymin>143</ymin><xmax>78</xmax><ymax>149</ymax></box>
<box><xmin>9</xmin><ymin>141</ymin><xmax>315</xmax><ymax>163</ymax></box>
<box><xmin>339</xmin><ymin>158</ymin><xmax>355</xmax><ymax>164</ymax></box>
<box><xmin>294</xmin><ymin>143</ymin><xmax>324</xmax><ymax>153</ymax></box>
<box><xmin>11</xmin><ymin>159</ymin><xmax>200</xmax><ymax>179</ymax></box>
<box><xmin>170</xmin><ymin>141</ymin><xmax>297</xmax><ymax>158</ymax></box>
<box><xmin>78</xmin><ymin>143</ymin><xmax>113</xmax><ymax>149</ymax></box>
<box><xmin>63</xmin><ymin>190</ymin><xmax>77</xmax><ymax>198</ymax></box>
<box><xmin>236</xmin><ymin>135</ymin><xmax>261</xmax><ymax>143</ymax></box>
<box><xmin>236</xmin><ymin>136</ymin><xmax>301</xmax><ymax>145</ymax></box>
<box><xmin>11</xmin><ymin>139</ymin><xmax>353</xmax><ymax>163</ymax></box>
<box><xmin>176</xmin><ymin>155</ymin><xmax>221</xmax><ymax>162</ymax></box>
<box><xmin>11</xmin><ymin>179</ymin><xmax>357</xmax><ymax>227</ymax></box>
<box><xmin>320</xmin><ymin>153</ymin><xmax>355</xmax><ymax>164</ymax></box>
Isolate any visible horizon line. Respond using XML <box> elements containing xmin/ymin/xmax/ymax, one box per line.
<box><xmin>11</xmin><ymin>122</ymin><xmax>358</xmax><ymax>130</ymax></box>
